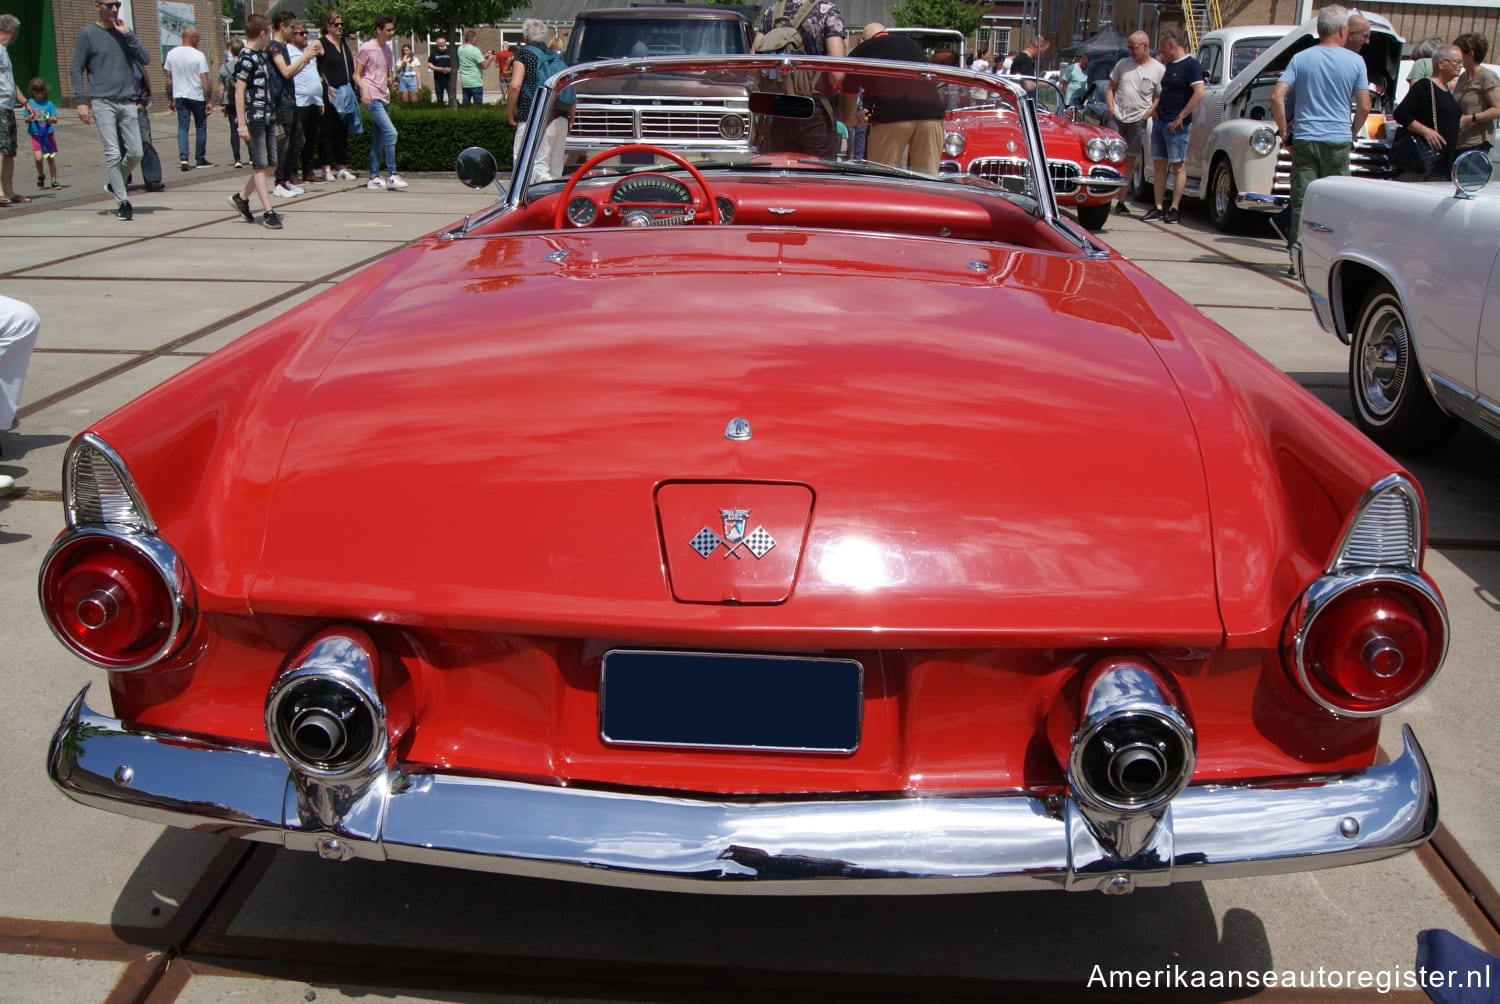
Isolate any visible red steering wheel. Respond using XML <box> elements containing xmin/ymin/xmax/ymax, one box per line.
<box><xmin>553</xmin><ymin>144</ymin><xmax>720</xmax><ymax>229</ymax></box>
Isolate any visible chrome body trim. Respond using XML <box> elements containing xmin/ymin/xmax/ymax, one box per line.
<box><xmin>1330</xmin><ymin>474</ymin><xmax>1423</xmax><ymax>574</ymax></box>
<box><xmin>50</xmin><ymin>686</ymin><xmax>1437</xmax><ymax>894</ymax></box>
<box><xmin>1431</xmin><ymin>374</ymin><xmax>1500</xmax><ymax>442</ymax></box>
<box><xmin>37</xmin><ymin>527</ymin><xmax>197</xmax><ymax>672</ymax></box>
<box><xmin>64</xmin><ymin>433</ymin><xmax>156</xmax><ymax>533</ymax></box>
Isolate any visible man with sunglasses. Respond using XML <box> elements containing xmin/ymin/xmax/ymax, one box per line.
<box><xmin>71</xmin><ymin>0</ymin><xmax>150</xmax><ymax>219</ymax></box>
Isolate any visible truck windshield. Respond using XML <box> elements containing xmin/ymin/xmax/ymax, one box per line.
<box><xmin>571</xmin><ymin>18</ymin><xmax>748</xmax><ymax>61</ymax></box>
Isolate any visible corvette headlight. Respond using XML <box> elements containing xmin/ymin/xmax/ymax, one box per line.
<box><xmin>1106</xmin><ymin>137</ymin><xmax>1128</xmax><ymax>162</ymax></box>
<box><xmin>1086</xmin><ymin>137</ymin><xmax>1109</xmax><ymax>162</ymax></box>
<box><xmin>943</xmin><ymin>132</ymin><xmax>966</xmax><ymax>158</ymax></box>
<box><xmin>1250</xmin><ymin>127</ymin><xmax>1277</xmax><ymax>156</ymax></box>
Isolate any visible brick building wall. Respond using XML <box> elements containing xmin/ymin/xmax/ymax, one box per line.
<box><xmin>54</xmin><ymin>0</ymin><xmax>227</xmax><ymax>109</ymax></box>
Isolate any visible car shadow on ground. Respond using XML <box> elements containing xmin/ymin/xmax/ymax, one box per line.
<box><xmin>112</xmin><ymin>830</ymin><xmax>1274</xmax><ymax>994</ymax></box>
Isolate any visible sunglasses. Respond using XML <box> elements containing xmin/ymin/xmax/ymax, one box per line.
<box><xmin>101</xmin><ymin>2</ymin><xmax>122</xmax><ymax>8</ymax></box>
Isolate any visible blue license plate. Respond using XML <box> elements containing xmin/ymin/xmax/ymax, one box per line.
<box><xmin>599</xmin><ymin>650</ymin><xmax>863</xmax><ymax>753</ymax></box>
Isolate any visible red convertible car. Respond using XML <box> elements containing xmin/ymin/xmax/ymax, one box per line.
<box><xmin>941</xmin><ymin>78</ymin><xmax>1129</xmax><ymax>231</ymax></box>
<box><xmin>46</xmin><ymin>57</ymin><xmax>1444</xmax><ymax>895</ymax></box>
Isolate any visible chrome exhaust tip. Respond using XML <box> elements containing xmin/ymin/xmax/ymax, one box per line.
<box><xmin>1069</xmin><ymin>659</ymin><xmax>1195</xmax><ymax>814</ymax></box>
<box><xmin>266</xmin><ymin>631</ymin><xmax>389</xmax><ymax>779</ymax></box>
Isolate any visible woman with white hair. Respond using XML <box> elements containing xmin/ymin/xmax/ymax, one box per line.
<box><xmin>506</xmin><ymin>18</ymin><xmax>569</xmax><ymax>184</ymax></box>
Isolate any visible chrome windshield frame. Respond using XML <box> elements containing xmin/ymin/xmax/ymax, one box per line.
<box><xmin>505</xmin><ymin>54</ymin><xmax>1059</xmax><ymax>226</ymax></box>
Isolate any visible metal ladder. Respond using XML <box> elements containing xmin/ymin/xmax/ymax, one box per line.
<box><xmin>1179</xmin><ymin>0</ymin><xmax>1222</xmax><ymax>50</ymax></box>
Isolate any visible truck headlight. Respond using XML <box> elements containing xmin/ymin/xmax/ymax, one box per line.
<box><xmin>1251</xmin><ymin>128</ymin><xmax>1278</xmax><ymax>156</ymax></box>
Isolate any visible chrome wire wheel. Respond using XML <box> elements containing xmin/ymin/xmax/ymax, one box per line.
<box><xmin>1358</xmin><ymin>299</ymin><xmax>1407</xmax><ymax>420</ymax></box>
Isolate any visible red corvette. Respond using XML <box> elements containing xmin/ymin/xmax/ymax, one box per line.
<box><xmin>45</xmin><ymin>57</ymin><xmax>1443</xmax><ymax>895</ymax></box>
<box><xmin>942</xmin><ymin>79</ymin><xmax>1130</xmax><ymax>231</ymax></box>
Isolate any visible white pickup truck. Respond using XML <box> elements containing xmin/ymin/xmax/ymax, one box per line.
<box><xmin>1139</xmin><ymin>15</ymin><xmax>1403</xmax><ymax>231</ymax></box>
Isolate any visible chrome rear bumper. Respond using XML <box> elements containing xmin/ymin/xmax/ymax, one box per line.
<box><xmin>1235</xmin><ymin>190</ymin><xmax>1288</xmax><ymax>212</ymax></box>
<box><xmin>48</xmin><ymin>686</ymin><xmax>1437</xmax><ymax>895</ymax></box>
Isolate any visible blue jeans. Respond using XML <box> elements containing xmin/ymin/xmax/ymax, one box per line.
<box><xmin>175</xmin><ymin>98</ymin><xmax>208</xmax><ymax>163</ymax></box>
<box><xmin>462</xmin><ymin>86</ymin><xmax>483</xmax><ymax>105</ymax></box>
<box><xmin>367</xmin><ymin>99</ymin><xmax>397</xmax><ymax>177</ymax></box>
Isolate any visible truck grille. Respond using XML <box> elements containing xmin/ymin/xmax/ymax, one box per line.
<box><xmin>1271</xmin><ymin>136</ymin><xmax>1396</xmax><ymax>194</ymax></box>
<box><xmin>571</xmin><ymin>99</ymin><xmax>749</xmax><ymax>145</ymax></box>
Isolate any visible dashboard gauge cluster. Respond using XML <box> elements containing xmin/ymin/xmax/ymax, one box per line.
<box><xmin>565</xmin><ymin>173</ymin><xmax>736</xmax><ymax>227</ymax></box>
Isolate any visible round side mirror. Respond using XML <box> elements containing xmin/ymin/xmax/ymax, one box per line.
<box><xmin>1452</xmin><ymin>148</ymin><xmax>1493</xmax><ymax>195</ymax></box>
<box><xmin>455</xmin><ymin>147</ymin><xmax>499</xmax><ymax>190</ymax></box>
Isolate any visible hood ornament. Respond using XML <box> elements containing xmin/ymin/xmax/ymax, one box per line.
<box><xmin>690</xmin><ymin>508</ymin><xmax>776</xmax><ymax>559</ymax></box>
<box><xmin>724</xmin><ymin>417</ymin><xmax>752</xmax><ymax>441</ymax></box>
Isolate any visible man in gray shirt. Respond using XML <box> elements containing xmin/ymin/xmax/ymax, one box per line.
<box><xmin>71</xmin><ymin>0</ymin><xmax>149</xmax><ymax>220</ymax></box>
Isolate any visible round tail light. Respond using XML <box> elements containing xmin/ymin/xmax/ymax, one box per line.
<box><xmin>1286</xmin><ymin>576</ymin><xmax>1446</xmax><ymax>717</ymax></box>
<box><xmin>39</xmin><ymin>531</ymin><xmax>195</xmax><ymax>669</ymax></box>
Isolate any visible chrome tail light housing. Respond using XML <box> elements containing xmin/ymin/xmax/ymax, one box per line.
<box><xmin>39</xmin><ymin>435</ymin><xmax>196</xmax><ymax>670</ymax></box>
<box><xmin>1283</xmin><ymin>475</ymin><xmax>1447</xmax><ymax>717</ymax></box>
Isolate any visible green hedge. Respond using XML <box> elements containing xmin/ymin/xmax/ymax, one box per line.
<box><xmin>343</xmin><ymin>103</ymin><xmax>516</xmax><ymax>173</ymax></box>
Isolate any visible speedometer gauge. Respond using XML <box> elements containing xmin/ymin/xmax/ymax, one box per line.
<box><xmin>611</xmin><ymin>174</ymin><xmax>692</xmax><ymax>205</ymax></box>
<box><xmin>566</xmin><ymin>196</ymin><xmax>597</xmax><ymax>227</ymax></box>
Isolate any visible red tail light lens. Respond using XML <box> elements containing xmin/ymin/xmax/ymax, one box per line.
<box><xmin>1287</xmin><ymin>576</ymin><xmax>1446</xmax><ymax>717</ymax></box>
<box><xmin>39</xmin><ymin>532</ymin><xmax>195</xmax><ymax>669</ymax></box>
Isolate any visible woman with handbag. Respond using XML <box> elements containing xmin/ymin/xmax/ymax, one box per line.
<box><xmin>1453</xmin><ymin>34</ymin><xmax>1500</xmax><ymax>156</ymax></box>
<box><xmin>1392</xmin><ymin>45</ymin><xmax>1461</xmax><ymax>181</ymax></box>
<box><xmin>314</xmin><ymin>11</ymin><xmax>358</xmax><ymax>181</ymax></box>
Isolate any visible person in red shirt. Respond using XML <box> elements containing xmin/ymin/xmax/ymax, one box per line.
<box><xmin>495</xmin><ymin>46</ymin><xmax>514</xmax><ymax>101</ymax></box>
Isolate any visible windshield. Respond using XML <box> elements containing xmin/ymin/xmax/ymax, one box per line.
<box><xmin>511</xmin><ymin>56</ymin><xmax>1047</xmax><ymax>214</ymax></box>
<box><xmin>569</xmin><ymin>17</ymin><xmax>750</xmax><ymax>61</ymax></box>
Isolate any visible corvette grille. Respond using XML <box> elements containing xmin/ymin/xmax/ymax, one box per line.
<box><xmin>966</xmin><ymin>157</ymin><xmax>1084</xmax><ymax>195</ymax></box>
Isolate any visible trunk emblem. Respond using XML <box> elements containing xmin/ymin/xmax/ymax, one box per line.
<box><xmin>690</xmin><ymin>508</ymin><xmax>777</xmax><ymax>559</ymax></box>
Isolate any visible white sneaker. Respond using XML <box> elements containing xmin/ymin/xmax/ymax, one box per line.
<box><xmin>272</xmin><ymin>184</ymin><xmax>296</xmax><ymax>198</ymax></box>
<box><xmin>366</xmin><ymin>176</ymin><xmax>386</xmax><ymax>190</ymax></box>
<box><xmin>386</xmin><ymin>174</ymin><xmax>409</xmax><ymax>190</ymax></box>
<box><xmin>337</xmin><ymin>168</ymin><xmax>356</xmax><ymax>180</ymax></box>
<box><xmin>0</xmin><ymin>474</ymin><xmax>14</xmax><ymax>494</ymax></box>
<box><xmin>287</xmin><ymin>183</ymin><xmax>305</xmax><ymax>195</ymax></box>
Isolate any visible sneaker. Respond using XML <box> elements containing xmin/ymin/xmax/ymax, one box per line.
<box><xmin>115</xmin><ymin>200</ymin><xmax>133</xmax><ymax>221</ymax></box>
<box><xmin>272</xmin><ymin>184</ymin><xmax>297</xmax><ymax>198</ymax></box>
<box><xmin>36</xmin><ymin>175</ymin><xmax>45</xmax><ymax>189</ymax></box>
<box><xmin>1142</xmin><ymin>207</ymin><xmax>1163</xmax><ymax>222</ymax></box>
<box><xmin>144</xmin><ymin>181</ymin><xmax>166</xmax><ymax>192</ymax></box>
<box><xmin>337</xmin><ymin>168</ymin><xmax>356</xmax><ymax>180</ymax></box>
<box><xmin>233</xmin><ymin>160</ymin><xmax>244</xmax><ymax>169</ymax></box>
<box><xmin>287</xmin><ymin>183</ymin><xmax>305</xmax><ymax>195</ymax></box>
<box><xmin>1164</xmin><ymin>206</ymin><xmax>1180</xmax><ymax>224</ymax></box>
<box><xmin>229</xmin><ymin>191</ymin><xmax>255</xmax><ymax>223</ymax></box>
<box><xmin>261</xmin><ymin>210</ymin><xmax>284</xmax><ymax>230</ymax></box>
<box><xmin>180</xmin><ymin>159</ymin><xmax>191</xmax><ymax>171</ymax></box>
<box><xmin>51</xmin><ymin>181</ymin><xmax>60</xmax><ymax>190</ymax></box>
<box><xmin>366</xmin><ymin>176</ymin><xmax>386</xmax><ymax>190</ymax></box>
<box><xmin>1114</xmin><ymin>200</ymin><xmax>1131</xmax><ymax>215</ymax></box>
<box><xmin>0</xmin><ymin>473</ymin><xmax>14</xmax><ymax>494</ymax></box>
<box><xmin>386</xmin><ymin>174</ymin><xmax>409</xmax><ymax>190</ymax></box>
<box><xmin>196</xmin><ymin>160</ymin><xmax>214</xmax><ymax>168</ymax></box>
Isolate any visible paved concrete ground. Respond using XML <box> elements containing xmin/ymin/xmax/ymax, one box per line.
<box><xmin>1</xmin><ymin>122</ymin><xmax>1498</xmax><ymax>1002</ymax></box>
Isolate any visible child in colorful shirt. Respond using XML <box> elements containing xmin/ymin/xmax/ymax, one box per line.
<box><xmin>25</xmin><ymin>78</ymin><xmax>58</xmax><ymax>190</ymax></box>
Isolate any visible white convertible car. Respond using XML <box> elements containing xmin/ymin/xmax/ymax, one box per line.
<box><xmin>1298</xmin><ymin>151</ymin><xmax>1499</xmax><ymax>452</ymax></box>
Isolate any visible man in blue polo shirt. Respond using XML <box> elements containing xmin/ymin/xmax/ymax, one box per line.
<box><xmin>1143</xmin><ymin>28</ymin><xmax>1203</xmax><ymax>224</ymax></box>
<box><xmin>1271</xmin><ymin>4</ymin><xmax>1370</xmax><ymax>248</ymax></box>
